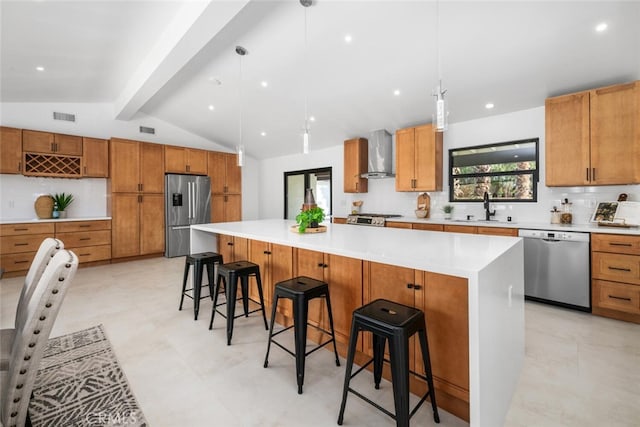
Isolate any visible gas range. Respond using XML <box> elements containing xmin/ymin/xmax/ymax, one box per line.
<box><xmin>346</xmin><ymin>213</ymin><xmax>402</xmax><ymax>227</ymax></box>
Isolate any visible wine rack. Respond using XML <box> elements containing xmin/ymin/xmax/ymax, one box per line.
<box><xmin>23</xmin><ymin>152</ymin><xmax>82</xmax><ymax>178</ymax></box>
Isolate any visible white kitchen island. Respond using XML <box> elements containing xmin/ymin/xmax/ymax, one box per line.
<box><xmin>191</xmin><ymin>219</ymin><xmax>524</xmax><ymax>427</ymax></box>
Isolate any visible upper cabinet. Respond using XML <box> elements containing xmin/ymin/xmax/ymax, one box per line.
<box><xmin>546</xmin><ymin>81</ymin><xmax>640</xmax><ymax>186</ymax></box>
<box><xmin>208</xmin><ymin>152</ymin><xmax>241</xmax><ymax>194</ymax></box>
<box><xmin>109</xmin><ymin>138</ymin><xmax>164</xmax><ymax>193</ymax></box>
<box><xmin>395</xmin><ymin>124</ymin><xmax>443</xmax><ymax>192</ymax></box>
<box><xmin>164</xmin><ymin>145</ymin><xmax>208</xmax><ymax>175</ymax></box>
<box><xmin>23</xmin><ymin>130</ymin><xmax>82</xmax><ymax>155</ymax></box>
<box><xmin>343</xmin><ymin>137</ymin><xmax>368</xmax><ymax>193</ymax></box>
<box><xmin>82</xmin><ymin>137</ymin><xmax>109</xmax><ymax>178</ymax></box>
<box><xmin>0</xmin><ymin>126</ymin><xmax>22</xmax><ymax>174</ymax></box>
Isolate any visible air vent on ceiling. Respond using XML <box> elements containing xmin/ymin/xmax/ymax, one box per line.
<box><xmin>53</xmin><ymin>112</ymin><xmax>76</xmax><ymax>122</ymax></box>
<box><xmin>139</xmin><ymin>126</ymin><xmax>155</xmax><ymax>135</ymax></box>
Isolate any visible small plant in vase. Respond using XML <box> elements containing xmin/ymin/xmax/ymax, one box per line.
<box><xmin>51</xmin><ymin>193</ymin><xmax>74</xmax><ymax>219</ymax></box>
<box><xmin>442</xmin><ymin>204</ymin><xmax>454</xmax><ymax>220</ymax></box>
<box><xmin>296</xmin><ymin>207</ymin><xmax>325</xmax><ymax>233</ymax></box>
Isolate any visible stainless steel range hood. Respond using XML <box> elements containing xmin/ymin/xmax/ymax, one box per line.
<box><xmin>360</xmin><ymin>129</ymin><xmax>395</xmax><ymax>179</ymax></box>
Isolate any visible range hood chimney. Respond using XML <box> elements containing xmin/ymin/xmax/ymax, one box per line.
<box><xmin>361</xmin><ymin>129</ymin><xmax>394</xmax><ymax>179</ymax></box>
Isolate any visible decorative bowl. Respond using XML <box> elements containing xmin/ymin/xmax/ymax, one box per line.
<box><xmin>415</xmin><ymin>209</ymin><xmax>428</xmax><ymax>218</ymax></box>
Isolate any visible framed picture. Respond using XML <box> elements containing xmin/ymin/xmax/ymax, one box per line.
<box><xmin>590</xmin><ymin>201</ymin><xmax>619</xmax><ymax>223</ymax></box>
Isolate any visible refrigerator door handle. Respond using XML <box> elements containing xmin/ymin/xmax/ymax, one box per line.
<box><xmin>188</xmin><ymin>182</ymin><xmax>192</xmax><ymax>219</ymax></box>
<box><xmin>171</xmin><ymin>226</ymin><xmax>191</xmax><ymax>230</ymax></box>
<box><xmin>192</xmin><ymin>183</ymin><xmax>197</xmax><ymax>221</ymax></box>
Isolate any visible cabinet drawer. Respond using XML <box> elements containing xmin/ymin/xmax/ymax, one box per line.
<box><xmin>55</xmin><ymin>220</ymin><xmax>111</xmax><ymax>233</ymax></box>
<box><xmin>444</xmin><ymin>225</ymin><xmax>477</xmax><ymax>234</ymax></box>
<box><xmin>477</xmin><ymin>226</ymin><xmax>518</xmax><ymax>237</ymax></box>
<box><xmin>593</xmin><ymin>280</ymin><xmax>640</xmax><ymax>315</ymax></box>
<box><xmin>68</xmin><ymin>245</ymin><xmax>111</xmax><ymax>263</ymax></box>
<box><xmin>592</xmin><ymin>252</ymin><xmax>640</xmax><ymax>285</ymax></box>
<box><xmin>0</xmin><ymin>234</ymin><xmax>51</xmax><ymax>254</ymax></box>
<box><xmin>0</xmin><ymin>251</ymin><xmax>37</xmax><ymax>272</ymax></box>
<box><xmin>56</xmin><ymin>230</ymin><xmax>111</xmax><ymax>248</ymax></box>
<box><xmin>412</xmin><ymin>223</ymin><xmax>444</xmax><ymax>232</ymax></box>
<box><xmin>386</xmin><ymin>221</ymin><xmax>412</xmax><ymax>229</ymax></box>
<box><xmin>592</xmin><ymin>233</ymin><xmax>640</xmax><ymax>255</ymax></box>
<box><xmin>0</xmin><ymin>223</ymin><xmax>55</xmax><ymax>236</ymax></box>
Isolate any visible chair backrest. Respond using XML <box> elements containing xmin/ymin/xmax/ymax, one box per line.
<box><xmin>15</xmin><ymin>238</ymin><xmax>64</xmax><ymax>329</ymax></box>
<box><xmin>0</xmin><ymin>249</ymin><xmax>78</xmax><ymax>427</ymax></box>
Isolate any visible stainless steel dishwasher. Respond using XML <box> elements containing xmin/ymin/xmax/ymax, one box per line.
<box><xmin>518</xmin><ymin>229</ymin><xmax>591</xmax><ymax>311</ymax></box>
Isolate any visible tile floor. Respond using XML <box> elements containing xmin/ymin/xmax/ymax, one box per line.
<box><xmin>1</xmin><ymin>257</ymin><xmax>639</xmax><ymax>426</ymax></box>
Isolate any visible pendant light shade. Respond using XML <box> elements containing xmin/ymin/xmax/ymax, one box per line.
<box><xmin>301</xmin><ymin>0</ymin><xmax>311</xmax><ymax>154</ymax></box>
<box><xmin>236</xmin><ymin>45</ymin><xmax>247</xmax><ymax>167</ymax></box>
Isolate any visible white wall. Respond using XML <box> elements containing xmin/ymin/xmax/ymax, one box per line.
<box><xmin>0</xmin><ymin>102</ymin><xmax>260</xmax><ymax>220</ymax></box>
<box><xmin>258</xmin><ymin>106</ymin><xmax>640</xmax><ymax>225</ymax></box>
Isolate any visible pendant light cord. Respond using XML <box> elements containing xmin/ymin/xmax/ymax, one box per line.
<box><xmin>304</xmin><ymin>4</ymin><xmax>309</xmax><ymax>133</ymax></box>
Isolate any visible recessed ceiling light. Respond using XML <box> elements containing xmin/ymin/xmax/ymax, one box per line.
<box><xmin>260</xmin><ymin>131</ymin><xmax>266</xmax><ymax>136</ymax></box>
<box><xmin>344</xmin><ymin>34</ymin><xmax>352</xmax><ymax>43</ymax></box>
<box><xmin>208</xmin><ymin>105</ymin><xmax>214</xmax><ymax>111</ymax></box>
<box><xmin>595</xmin><ymin>22</ymin><xmax>608</xmax><ymax>32</ymax></box>
<box><xmin>36</xmin><ymin>66</ymin><xmax>44</xmax><ymax>72</ymax></box>
<box><xmin>261</xmin><ymin>81</ymin><xmax>268</xmax><ymax>88</ymax></box>
<box><xmin>309</xmin><ymin>116</ymin><xmax>316</xmax><ymax>122</ymax></box>
<box><xmin>485</xmin><ymin>103</ymin><xmax>494</xmax><ymax>109</ymax></box>
<box><xmin>393</xmin><ymin>89</ymin><xmax>400</xmax><ymax>96</ymax></box>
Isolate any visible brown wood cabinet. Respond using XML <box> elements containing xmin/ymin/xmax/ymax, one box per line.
<box><xmin>443</xmin><ymin>224</ymin><xmax>477</xmax><ymax>234</ymax></box>
<box><xmin>111</xmin><ymin>193</ymin><xmax>164</xmax><ymax>258</ymax></box>
<box><xmin>248</xmin><ymin>240</ymin><xmax>293</xmax><ymax>313</ymax></box>
<box><xmin>164</xmin><ymin>145</ymin><xmax>208</xmax><ymax>175</ymax></box>
<box><xmin>0</xmin><ymin>223</ymin><xmax>55</xmax><ymax>274</ymax></box>
<box><xmin>109</xmin><ymin>138</ymin><xmax>164</xmax><ymax>193</ymax></box>
<box><xmin>546</xmin><ymin>81</ymin><xmax>640</xmax><ymax>186</ymax></box>
<box><xmin>332</xmin><ymin>217</ymin><xmax>347</xmax><ymax>224</ymax></box>
<box><xmin>295</xmin><ymin>248</ymin><xmax>363</xmax><ymax>347</ymax></box>
<box><xmin>412</xmin><ymin>223</ymin><xmax>444</xmax><ymax>232</ymax></box>
<box><xmin>343</xmin><ymin>137</ymin><xmax>368</xmax><ymax>193</ymax></box>
<box><xmin>208</xmin><ymin>152</ymin><xmax>242</xmax><ymax>222</ymax></box>
<box><xmin>396</xmin><ymin>124</ymin><xmax>443</xmax><ymax>192</ymax></box>
<box><xmin>82</xmin><ymin>137</ymin><xmax>109</xmax><ymax>177</ymax></box>
<box><xmin>217</xmin><ymin>235</ymin><xmax>248</xmax><ymax>264</ymax></box>
<box><xmin>0</xmin><ymin>126</ymin><xmax>22</xmax><ymax>174</ymax></box>
<box><xmin>55</xmin><ymin>220</ymin><xmax>111</xmax><ymax>264</ymax></box>
<box><xmin>477</xmin><ymin>226</ymin><xmax>518</xmax><ymax>237</ymax></box>
<box><xmin>364</xmin><ymin>261</ymin><xmax>469</xmax><ymax>421</ymax></box>
<box><xmin>386</xmin><ymin>221</ymin><xmax>412</xmax><ymax>229</ymax></box>
<box><xmin>22</xmin><ymin>130</ymin><xmax>83</xmax><ymax>155</ymax></box>
<box><xmin>591</xmin><ymin>233</ymin><xmax>640</xmax><ymax>323</ymax></box>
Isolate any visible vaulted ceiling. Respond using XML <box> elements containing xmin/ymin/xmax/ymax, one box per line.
<box><xmin>2</xmin><ymin>1</ymin><xmax>639</xmax><ymax>159</ymax></box>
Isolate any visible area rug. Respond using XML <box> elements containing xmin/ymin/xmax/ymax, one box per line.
<box><xmin>28</xmin><ymin>324</ymin><xmax>148</xmax><ymax>426</ymax></box>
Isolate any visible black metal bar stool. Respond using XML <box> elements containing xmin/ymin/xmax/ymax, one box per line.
<box><xmin>179</xmin><ymin>252</ymin><xmax>223</xmax><ymax>320</ymax></box>
<box><xmin>263</xmin><ymin>276</ymin><xmax>340</xmax><ymax>394</ymax></box>
<box><xmin>209</xmin><ymin>260</ymin><xmax>268</xmax><ymax>345</ymax></box>
<box><xmin>337</xmin><ymin>298</ymin><xmax>440</xmax><ymax>427</ymax></box>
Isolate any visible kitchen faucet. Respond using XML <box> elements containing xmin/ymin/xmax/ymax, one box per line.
<box><xmin>483</xmin><ymin>191</ymin><xmax>496</xmax><ymax>221</ymax></box>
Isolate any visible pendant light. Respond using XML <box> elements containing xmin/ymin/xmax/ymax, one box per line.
<box><xmin>236</xmin><ymin>45</ymin><xmax>247</xmax><ymax>167</ymax></box>
<box><xmin>433</xmin><ymin>0</ymin><xmax>448</xmax><ymax>132</ymax></box>
<box><xmin>301</xmin><ymin>0</ymin><xmax>312</xmax><ymax>154</ymax></box>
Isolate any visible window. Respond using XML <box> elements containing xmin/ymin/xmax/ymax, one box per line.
<box><xmin>284</xmin><ymin>167</ymin><xmax>332</xmax><ymax>219</ymax></box>
<box><xmin>449</xmin><ymin>138</ymin><xmax>538</xmax><ymax>202</ymax></box>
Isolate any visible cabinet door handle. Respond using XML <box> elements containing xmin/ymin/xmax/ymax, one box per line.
<box><xmin>14</xmin><ymin>228</ymin><xmax>28</xmax><ymax>231</ymax></box>
<box><xmin>586</xmin><ymin>168</ymin><xmax>590</xmax><ymax>181</ymax></box>
<box><xmin>263</xmin><ymin>250</ymin><xmax>272</xmax><ymax>255</ymax></box>
<box><xmin>317</xmin><ymin>263</ymin><xmax>324</xmax><ymax>267</ymax></box>
<box><xmin>138</xmin><ymin>195</ymin><xmax>142</xmax><ymax>203</ymax></box>
<box><xmin>608</xmin><ymin>295</ymin><xmax>632</xmax><ymax>302</ymax></box>
<box><xmin>355</xmin><ymin>182</ymin><xmax>358</xmax><ymax>191</ymax></box>
<box><xmin>80</xmin><ymin>253</ymin><xmax>91</xmax><ymax>256</ymax></box>
<box><xmin>18</xmin><ymin>161</ymin><xmax>21</xmax><ymax>172</ymax></box>
<box><xmin>79</xmin><ymin>224</ymin><xmax>91</xmax><ymax>228</ymax></box>
<box><xmin>413</xmin><ymin>284</ymin><xmax>422</xmax><ymax>290</ymax></box>
<box><xmin>323</xmin><ymin>263</ymin><xmax>328</xmax><ymax>268</ymax></box>
<box><xmin>14</xmin><ymin>260</ymin><xmax>29</xmax><ymax>264</ymax></box>
<box><xmin>610</xmin><ymin>242</ymin><xmax>633</xmax><ymax>247</ymax></box>
<box><xmin>14</xmin><ymin>243</ymin><xmax>28</xmax><ymax>246</ymax></box>
<box><xmin>140</xmin><ymin>183</ymin><xmax>144</xmax><ymax>192</ymax></box>
<box><xmin>607</xmin><ymin>266</ymin><xmax>631</xmax><ymax>272</ymax></box>
<box><xmin>407</xmin><ymin>283</ymin><xmax>414</xmax><ymax>289</ymax></box>
<box><xmin>79</xmin><ymin>237</ymin><xmax>91</xmax><ymax>241</ymax></box>
<box><xmin>227</xmin><ymin>242</ymin><xmax>234</xmax><ymax>246</ymax></box>
<box><xmin>592</xmin><ymin>168</ymin><xmax>596</xmax><ymax>181</ymax></box>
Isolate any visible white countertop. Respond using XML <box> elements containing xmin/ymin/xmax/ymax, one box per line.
<box><xmin>0</xmin><ymin>217</ymin><xmax>111</xmax><ymax>224</ymax></box>
<box><xmin>380</xmin><ymin>216</ymin><xmax>640</xmax><ymax>235</ymax></box>
<box><xmin>192</xmin><ymin>219</ymin><xmax>521</xmax><ymax>279</ymax></box>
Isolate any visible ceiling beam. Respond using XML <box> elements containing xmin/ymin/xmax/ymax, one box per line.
<box><xmin>114</xmin><ymin>0</ymin><xmax>250</xmax><ymax>121</ymax></box>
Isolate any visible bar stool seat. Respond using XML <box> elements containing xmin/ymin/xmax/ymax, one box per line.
<box><xmin>337</xmin><ymin>298</ymin><xmax>440</xmax><ymax>427</ymax></box>
<box><xmin>263</xmin><ymin>276</ymin><xmax>340</xmax><ymax>394</ymax></box>
<box><xmin>209</xmin><ymin>260</ymin><xmax>268</xmax><ymax>345</ymax></box>
<box><xmin>179</xmin><ymin>252</ymin><xmax>223</xmax><ymax>320</ymax></box>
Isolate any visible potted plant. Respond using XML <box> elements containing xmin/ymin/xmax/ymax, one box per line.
<box><xmin>51</xmin><ymin>192</ymin><xmax>74</xmax><ymax>219</ymax></box>
<box><xmin>442</xmin><ymin>204</ymin><xmax>454</xmax><ymax>220</ymax></box>
<box><xmin>296</xmin><ymin>207</ymin><xmax>325</xmax><ymax>233</ymax></box>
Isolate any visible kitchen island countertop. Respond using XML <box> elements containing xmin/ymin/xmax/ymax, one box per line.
<box><xmin>191</xmin><ymin>219</ymin><xmax>524</xmax><ymax>427</ymax></box>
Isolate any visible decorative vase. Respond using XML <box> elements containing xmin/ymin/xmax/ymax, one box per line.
<box><xmin>444</xmin><ymin>213</ymin><xmax>452</xmax><ymax>220</ymax></box>
<box><xmin>310</xmin><ymin>221</ymin><xmax>319</xmax><ymax>228</ymax></box>
<box><xmin>58</xmin><ymin>210</ymin><xmax>67</xmax><ymax>219</ymax></box>
<box><xmin>302</xmin><ymin>188</ymin><xmax>317</xmax><ymax>211</ymax></box>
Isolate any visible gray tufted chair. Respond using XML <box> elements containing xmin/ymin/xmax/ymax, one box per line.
<box><xmin>0</xmin><ymin>249</ymin><xmax>78</xmax><ymax>427</ymax></box>
<box><xmin>0</xmin><ymin>238</ymin><xmax>64</xmax><ymax>372</ymax></box>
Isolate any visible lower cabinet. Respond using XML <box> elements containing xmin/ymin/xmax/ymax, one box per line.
<box><xmin>591</xmin><ymin>233</ymin><xmax>640</xmax><ymax>323</ymax></box>
<box><xmin>55</xmin><ymin>220</ymin><xmax>111</xmax><ymax>264</ymax></box>
<box><xmin>111</xmin><ymin>194</ymin><xmax>164</xmax><ymax>258</ymax></box>
<box><xmin>364</xmin><ymin>261</ymin><xmax>470</xmax><ymax>422</ymax></box>
<box><xmin>0</xmin><ymin>223</ymin><xmax>54</xmax><ymax>274</ymax></box>
<box><xmin>217</xmin><ymin>235</ymin><xmax>248</xmax><ymax>264</ymax></box>
<box><xmin>248</xmin><ymin>240</ymin><xmax>293</xmax><ymax>315</ymax></box>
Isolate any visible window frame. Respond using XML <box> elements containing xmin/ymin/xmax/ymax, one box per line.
<box><xmin>448</xmin><ymin>138</ymin><xmax>539</xmax><ymax>203</ymax></box>
<box><xmin>283</xmin><ymin>167</ymin><xmax>333</xmax><ymax>219</ymax></box>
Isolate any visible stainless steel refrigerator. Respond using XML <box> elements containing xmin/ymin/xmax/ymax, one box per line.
<box><xmin>165</xmin><ymin>174</ymin><xmax>211</xmax><ymax>257</ymax></box>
